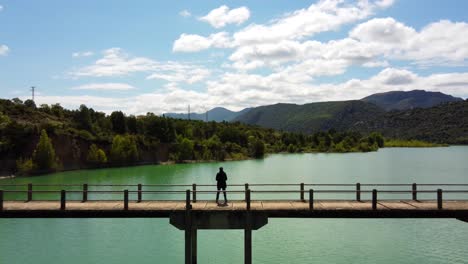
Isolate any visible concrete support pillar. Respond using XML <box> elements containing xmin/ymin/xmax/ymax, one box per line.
<box><xmin>185</xmin><ymin>190</ymin><xmax>192</xmax><ymax>264</ymax></box>
<box><xmin>245</xmin><ymin>188</ymin><xmax>252</xmax><ymax>264</ymax></box>
<box><xmin>191</xmin><ymin>228</ymin><xmax>197</xmax><ymax>264</ymax></box>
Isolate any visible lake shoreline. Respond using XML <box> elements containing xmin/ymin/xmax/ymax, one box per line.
<box><xmin>1</xmin><ymin>145</ymin><xmax>452</xmax><ymax>179</ymax></box>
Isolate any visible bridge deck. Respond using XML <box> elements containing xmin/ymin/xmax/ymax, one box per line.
<box><xmin>2</xmin><ymin>200</ymin><xmax>468</xmax><ymax>218</ymax></box>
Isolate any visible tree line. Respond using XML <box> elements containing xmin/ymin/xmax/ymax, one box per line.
<box><xmin>0</xmin><ymin>98</ymin><xmax>384</xmax><ymax>175</ymax></box>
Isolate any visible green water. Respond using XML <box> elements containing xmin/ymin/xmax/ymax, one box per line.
<box><xmin>1</xmin><ymin>147</ymin><xmax>468</xmax><ymax>263</ymax></box>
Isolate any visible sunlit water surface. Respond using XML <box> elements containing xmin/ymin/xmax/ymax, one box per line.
<box><xmin>1</xmin><ymin>147</ymin><xmax>468</xmax><ymax>264</ymax></box>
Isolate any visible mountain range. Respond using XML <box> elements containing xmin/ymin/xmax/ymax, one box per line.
<box><xmin>232</xmin><ymin>90</ymin><xmax>466</xmax><ymax>143</ymax></box>
<box><xmin>361</xmin><ymin>90</ymin><xmax>463</xmax><ymax>111</ymax></box>
<box><xmin>164</xmin><ymin>90</ymin><xmax>466</xmax><ymax>143</ymax></box>
<box><xmin>164</xmin><ymin>107</ymin><xmax>251</xmax><ymax>122</ymax></box>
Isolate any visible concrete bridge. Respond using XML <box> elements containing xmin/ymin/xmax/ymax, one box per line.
<box><xmin>1</xmin><ymin>183</ymin><xmax>468</xmax><ymax>264</ymax></box>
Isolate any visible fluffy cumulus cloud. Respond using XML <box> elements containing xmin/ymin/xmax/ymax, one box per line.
<box><xmin>0</xmin><ymin>45</ymin><xmax>9</xmax><ymax>56</ymax></box>
<box><xmin>37</xmin><ymin>68</ymin><xmax>468</xmax><ymax>115</ymax></box>
<box><xmin>172</xmin><ymin>32</ymin><xmax>233</xmax><ymax>52</ymax></box>
<box><xmin>70</xmin><ymin>48</ymin><xmax>210</xmax><ymax>84</ymax></box>
<box><xmin>70</xmin><ymin>83</ymin><xmax>136</xmax><ymax>91</ymax></box>
<box><xmin>57</xmin><ymin>1</ymin><xmax>468</xmax><ymax>114</ymax></box>
<box><xmin>199</xmin><ymin>5</ymin><xmax>250</xmax><ymax>28</ymax></box>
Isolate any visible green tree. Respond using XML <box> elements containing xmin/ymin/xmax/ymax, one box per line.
<box><xmin>32</xmin><ymin>129</ymin><xmax>57</xmax><ymax>171</ymax></box>
<box><xmin>127</xmin><ymin>115</ymin><xmax>138</xmax><ymax>134</ymax></box>
<box><xmin>369</xmin><ymin>132</ymin><xmax>384</xmax><ymax>148</ymax></box>
<box><xmin>248</xmin><ymin>136</ymin><xmax>265</xmax><ymax>158</ymax></box>
<box><xmin>24</xmin><ymin>99</ymin><xmax>37</xmax><ymax>109</ymax></box>
<box><xmin>16</xmin><ymin>157</ymin><xmax>33</xmax><ymax>175</ymax></box>
<box><xmin>76</xmin><ymin>104</ymin><xmax>92</xmax><ymax>130</ymax></box>
<box><xmin>177</xmin><ymin>137</ymin><xmax>194</xmax><ymax>161</ymax></box>
<box><xmin>87</xmin><ymin>144</ymin><xmax>107</xmax><ymax>165</ymax></box>
<box><xmin>110</xmin><ymin>135</ymin><xmax>138</xmax><ymax>164</ymax></box>
<box><xmin>110</xmin><ymin>111</ymin><xmax>127</xmax><ymax>134</ymax></box>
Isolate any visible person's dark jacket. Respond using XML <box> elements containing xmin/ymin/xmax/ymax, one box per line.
<box><xmin>216</xmin><ymin>171</ymin><xmax>227</xmax><ymax>188</ymax></box>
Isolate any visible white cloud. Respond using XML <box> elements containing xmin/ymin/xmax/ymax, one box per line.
<box><xmin>232</xmin><ymin>0</ymin><xmax>391</xmax><ymax>46</ymax></box>
<box><xmin>70</xmin><ymin>48</ymin><xmax>211</xmax><ymax>84</ymax></box>
<box><xmin>350</xmin><ymin>17</ymin><xmax>416</xmax><ymax>44</ymax></box>
<box><xmin>199</xmin><ymin>5</ymin><xmax>250</xmax><ymax>28</ymax></box>
<box><xmin>375</xmin><ymin>0</ymin><xmax>395</xmax><ymax>8</ymax></box>
<box><xmin>0</xmin><ymin>45</ymin><xmax>9</xmax><ymax>56</ymax></box>
<box><xmin>179</xmin><ymin>10</ymin><xmax>191</xmax><ymax>17</ymax></box>
<box><xmin>70</xmin><ymin>83</ymin><xmax>136</xmax><ymax>91</ymax></box>
<box><xmin>72</xmin><ymin>51</ymin><xmax>94</xmax><ymax>58</ymax></box>
<box><xmin>349</xmin><ymin>18</ymin><xmax>468</xmax><ymax>66</ymax></box>
<box><xmin>147</xmin><ymin>68</ymin><xmax>211</xmax><ymax>84</ymax></box>
<box><xmin>172</xmin><ymin>32</ymin><xmax>233</xmax><ymax>52</ymax></box>
<box><xmin>37</xmin><ymin>68</ymin><xmax>468</xmax><ymax>115</ymax></box>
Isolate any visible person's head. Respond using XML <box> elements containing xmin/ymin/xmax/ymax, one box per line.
<box><xmin>219</xmin><ymin>167</ymin><xmax>223</xmax><ymax>172</ymax></box>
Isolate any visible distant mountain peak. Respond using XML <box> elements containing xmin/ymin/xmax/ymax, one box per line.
<box><xmin>361</xmin><ymin>90</ymin><xmax>463</xmax><ymax>111</ymax></box>
<box><xmin>164</xmin><ymin>107</ymin><xmax>251</xmax><ymax>122</ymax></box>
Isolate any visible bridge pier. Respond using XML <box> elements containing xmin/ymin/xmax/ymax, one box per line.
<box><xmin>171</xmin><ymin>189</ymin><xmax>267</xmax><ymax>264</ymax></box>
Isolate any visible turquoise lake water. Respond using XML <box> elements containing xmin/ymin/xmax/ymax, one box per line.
<box><xmin>1</xmin><ymin>147</ymin><xmax>468</xmax><ymax>263</ymax></box>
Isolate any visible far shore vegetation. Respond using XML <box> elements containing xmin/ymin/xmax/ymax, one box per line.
<box><xmin>384</xmin><ymin>139</ymin><xmax>447</xmax><ymax>148</ymax></box>
<box><xmin>0</xmin><ymin>98</ymin><xmax>447</xmax><ymax>177</ymax></box>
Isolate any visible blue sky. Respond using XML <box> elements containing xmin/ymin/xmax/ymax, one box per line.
<box><xmin>0</xmin><ymin>0</ymin><xmax>467</xmax><ymax>114</ymax></box>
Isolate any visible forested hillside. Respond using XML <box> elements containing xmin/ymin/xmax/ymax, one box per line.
<box><xmin>362</xmin><ymin>90</ymin><xmax>463</xmax><ymax>111</ymax></box>
<box><xmin>234</xmin><ymin>100</ymin><xmax>385</xmax><ymax>133</ymax></box>
<box><xmin>354</xmin><ymin>101</ymin><xmax>468</xmax><ymax>144</ymax></box>
<box><xmin>0</xmin><ymin>98</ymin><xmax>383</xmax><ymax>176</ymax></box>
<box><xmin>234</xmin><ymin>99</ymin><xmax>468</xmax><ymax>144</ymax></box>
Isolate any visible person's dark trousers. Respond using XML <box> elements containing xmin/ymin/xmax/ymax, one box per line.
<box><xmin>216</xmin><ymin>186</ymin><xmax>227</xmax><ymax>203</ymax></box>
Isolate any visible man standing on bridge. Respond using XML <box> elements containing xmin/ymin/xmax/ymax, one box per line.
<box><xmin>216</xmin><ymin>167</ymin><xmax>228</xmax><ymax>205</ymax></box>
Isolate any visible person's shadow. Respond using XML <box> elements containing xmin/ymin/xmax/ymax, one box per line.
<box><xmin>217</xmin><ymin>203</ymin><xmax>229</xmax><ymax>207</ymax></box>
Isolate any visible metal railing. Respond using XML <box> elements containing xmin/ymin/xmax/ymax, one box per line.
<box><xmin>1</xmin><ymin>183</ymin><xmax>468</xmax><ymax>211</ymax></box>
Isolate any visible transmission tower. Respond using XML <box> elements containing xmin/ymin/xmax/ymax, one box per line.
<box><xmin>31</xmin><ymin>86</ymin><xmax>35</xmax><ymax>101</ymax></box>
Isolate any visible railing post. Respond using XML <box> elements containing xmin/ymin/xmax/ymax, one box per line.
<box><xmin>246</xmin><ymin>189</ymin><xmax>251</xmax><ymax>211</ymax></box>
<box><xmin>309</xmin><ymin>189</ymin><xmax>314</xmax><ymax>210</ymax></box>
<box><xmin>124</xmin><ymin>189</ymin><xmax>129</xmax><ymax>210</ymax></box>
<box><xmin>300</xmin><ymin>183</ymin><xmax>305</xmax><ymax>202</ymax></box>
<box><xmin>82</xmin><ymin>184</ymin><xmax>88</xmax><ymax>202</ymax></box>
<box><xmin>0</xmin><ymin>190</ymin><xmax>3</xmax><ymax>211</ymax></box>
<box><xmin>245</xmin><ymin>183</ymin><xmax>249</xmax><ymax>201</ymax></box>
<box><xmin>372</xmin><ymin>189</ymin><xmax>377</xmax><ymax>210</ymax></box>
<box><xmin>27</xmin><ymin>183</ymin><xmax>32</xmax><ymax>202</ymax></box>
<box><xmin>186</xmin><ymin>189</ymin><xmax>192</xmax><ymax>210</ymax></box>
<box><xmin>356</xmin><ymin>183</ymin><xmax>361</xmax><ymax>201</ymax></box>
<box><xmin>137</xmin><ymin>184</ymin><xmax>142</xmax><ymax>203</ymax></box>
<box><xmin>412</xmin><ymin>183</ymin><xmax>417</xmax><ymax>201</ymax></box>
<box><xmin>192</xmin><ymin>184</ymin><xmax>197</xmax><ymax>203</ymax></box>
<box><xmin>437</xmin><ymin>189</ymin><xmax>443</xmax><ymax>210</ymax></box>
<box><xmin>60</xmin><ymin>190</ymin><xmax>66</xmax><ymax>210</ymax></box>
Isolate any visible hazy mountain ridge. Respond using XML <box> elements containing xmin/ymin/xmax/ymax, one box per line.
<box><xmin>233</xmin><ymin>90</ymin><xmax>467</xmax><ymax>143</ymax></box>
<box><xmin>165</xmin><ymin>107</ymin><xmax>251</xmax><ymax>122</ymax></box>
<box><xmin>233</xmin><ymin>101</ymin><xmax>385</xmax><ymax>134</ymax></box>
<box><xmin>362</xmin><ymin>90</ymin><xmax>463</xmax><ymax>111</ymax></box>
